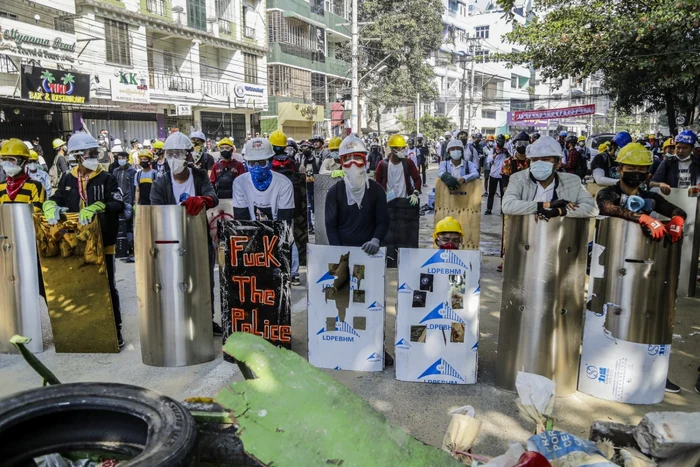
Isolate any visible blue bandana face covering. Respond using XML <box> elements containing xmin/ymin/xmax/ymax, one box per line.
<box><xmin>249</xmin><ymin>163</ymin><xmax>273</xmax><ymax>191</ymax></box>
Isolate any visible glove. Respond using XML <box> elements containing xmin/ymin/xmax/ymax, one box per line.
<box><xmin>42</xmin><ymin>200</ymin><xmax>61</xmax><ymax>226</ymax></box>
<box><xmin>667</xmin><ymin>216</ymin><xmax>685</xmax><ymax>243</ymax></box>
<box><xmin>549</xmin><ymin>199</ymin><xmax>569</xmax><ymax>209</ymax></box>
<box><xmin>408</xmin><ymin>190</ymin><xmax>420</xmax><ymax>206</ymax></box>
<box><xmin>440</xmin><ymin>172</ymin><xmax>460</xmax><ymax>190</ymax></box>
<box><xmin>78</xmin><ymin>201</ymin><xmax>105</xmax><ymax>226</ymax></box>
<box><xmin>331</xmin><ymin>170</ymin><xmax>345</xmax><ymax>179</ymax></box>
<box><xmin>639</xmin><ymin>214</ymin><xmax>667</xmax><ymax>241</ymax></box>
<box><xmin>182</xmin><ymin>195</ymin><xmax>214</xmax><ymax>216</ymax></box>
<box><xmin>536</xmin><ymin>201</ymin><xmax>567</xmax><ymax>221</ymax></box>
<box><xmin>361</xmin><ymin>238</ymin><xmax>381</xmax><ymax>256</ymax></box>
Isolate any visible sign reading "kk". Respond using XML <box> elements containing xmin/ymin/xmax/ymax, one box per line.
<box><xmin>110</xmin><ymin>73</ymin><xmax>150</xmax><ymax>104</ymax></box>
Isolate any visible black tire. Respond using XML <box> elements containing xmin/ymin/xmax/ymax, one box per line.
<box><xmin>0</xmin><ymin>382</ymin><xmax>197</xmax><ymax>466</ymax></box>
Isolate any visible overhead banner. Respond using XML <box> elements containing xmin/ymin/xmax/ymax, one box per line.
<box><xmin>511</xmin><ymin>104</ymin><xmax>596</xmax><ymax>122</ymax></box>
<box><xmin>219</xmin><ymin>220</ymin><xmax>293</xmax><ymax>362</ymax></box>
<box><xmin>395</xmin><ymin>248</ymin><xmax>480</xmax><ymax>384</ymax></box>
<box><xmin>307</xmin><ymin>244</ymin><xmax>386</xmax><ymax>372</ymax></box>
<box><xmin>21</xmin><ymin>65</ymin><xmax>90</xmax><ymax>104</ymax></box>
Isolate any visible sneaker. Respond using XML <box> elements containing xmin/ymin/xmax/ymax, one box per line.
<box><xmin>422</xmin><ymin>184</ymin><xmax>428</xmax><ymax>188</ymax></box>
<box><xmin>212</xmin><ymin>322</ymin><xmax>223</xmax><ymax>336</ymax></box>
<box><xmin>665</xmin><ymin>378</ymin><xmax>681</xmax><ymax>393</ymax></box>
<box><xmin>695</xmin><ymin>367</ymin><xmax>700</xmax><ymax>394</ymax></box>
<box><xmin>496</xmin><ymin>263</ymin><xmax>503</xmax><ymax>272</ymax></box>
<box><xmin>117</xmin><ymin>330</ymin><xmax>125</xmax><ymax>349</ymax></box>
<box><xmin>291</xmin><ymin>276</ymin><xmax>302</xmax><ymax>286</ymax></box>
<box><xmin>482</xmin><ymin>192</ymin><xmax>488</xmax><ymax>197</ymax></box>
<box><xmin>384</xmin><ymin>349</ymin><xmax>394</xmax><ymax>366</ymax></box>
<box><xmin>484</xmin><ymin>210</ymin><xmax>492</xmax><ymax>215</ymax></box>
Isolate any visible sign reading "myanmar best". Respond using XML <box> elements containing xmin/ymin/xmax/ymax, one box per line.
<box><xmin>21</xmin><ymin>65</ymin><xmax>90</xmax><ymax>104</ymax></box>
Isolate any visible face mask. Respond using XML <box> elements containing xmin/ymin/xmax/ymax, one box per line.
<box><xmin>459</xmin><ymin>138</ymin><xmax>468</xmax><ymax>145</ymax></box>
<box><xmin>530</xmin><ymin>160</ymin><xmax>554</xmax><ymax>181</ymax></box>
<box><xmin>678</xmin><ymin>155</ymin><xmax>692</xmax><ymax>162</ymax></box>
<box><xmin>449</xmin><ymin>150</ymin><xmax>462</xmax><ymax>160</ymax></box>
<box><xmin>395</xmin><ymin>150</ymin><xmax>406</xmax><ymax>159</ymax></box>
<box><xmin>621</xmin><ymin>171</ymin><xmax>646</xmax><ymax>188</ymax></box>
<box><xmin>118</xmin><ymin>159</ymin><xmax>127</xmax><ymax>167</ymax></box>
<box><xmin>273</xmin><ymin>154</ymin><xmax>289</xmax><ymax>161</ymax></box>
<box><xmin>487</xmin><ymin>142</ymin><xmax>494</xmax><ymax>148</ymax></box>
<box><xmin>438</xmin><ymin>241</ymin><xmax>458</xmax><ymax>250</ymax></box>
<box><xmin>220</xmin><ymin>150</ymin><xmax>232</xmax><ymax>160</ymax></box>
<box><xmin>27</xmin><ymin>162</ymin><xmax>38</xmax><ymax>172</ymax></box>
<box><xmin>578</xmin><ymin>142</ymin><xmax>585</xmax><ymax>147</ymax></box>
<box><xmin>140</xmin><ymin>161</ymin><xmax>151</xmax><ymax>168</ymax></box>
<box><xmin>516</xmin><ymin>146</ymin><xmax>526</xmax><ymax>155</ymax></box>
<box><xmin>343</xmin><ymin>164</ymin><xmax>367</xmax><ymax>191</ymax></box>
<box><xmin>331</xmin><ymin>151</ymin><xmax>340</xmax><ymax>160</ymax></box>
<box><xmin>248</xmin><ymin>163</ymin><xmax>273</xmax><ymax>191</ymax></box>
<box><xmin>285</xmin><ymin>147</ymin><xmax>295</xmax><ymax>157</ymax></box>
<box><xmin>81</xmin><ymin>158</ymin><xmax>100</xmax><ymax>172</ymax></box>
<box><xmin>168</xmin><ymin>156</ymin><xmax>188</xmax><ymax>175</ymax></box>
<box><xmin>2</xmin><ymin>162</ymin><xmax>23</xmax><ymax>177</ymax></box>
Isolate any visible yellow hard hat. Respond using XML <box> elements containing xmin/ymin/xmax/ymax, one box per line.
<box><xmin>662</xmin><ymin>138</ymin><xmax>675</xmax><ymax>150</ymax></box>
<box><xmin>647</xmin><ymin>133</ymin><xmax>655</xmax><ymax>139</ymax></box>
<box><xmin>52</xmin><ymin>138</ymin><xmax>66</xmax><ymax>149</ymax></box>
<box><xmin>29</xmin><ymin>150</ymin><xmax>39</xmax><ymax>161</ymax></box>
<box><xmin>616</xmin><ymin>143</ymin><xmax>653</xmax><ymax>166</ymax></box>
<box><xmin>0</xmin><ymin>138</ymin><xmax>31</xmax><ymax>158</ymax></box>
<box><xmin>269</xmin><ymin>129</ymin><xmax>287</xmax><ymax>148</ymax></box>
<box><xmin>433</xmin><ymin>216</ymin><xmax>464</xmax><ymax>240</ymax></box>
<box><xmin>218</xmin><ymin>137</ymin><xmax>234</xmax><ymax>148</ymax></box>
<box><xmin>138</xmin><ymin>148</ymin><xmax>154</xmax><ymax>160</ymax></box>
<box><xmin>578</xmin><ymin>135</ymin><xmax>586</xmax><ymax>142</ymax></box>
<box><xmin>152</xmin><ymin>140</ymin><xmax>165</xmax><ymax>150</ymax></box>
<box><xmin>328</xmin><ymin>136</ymin><xmax>342</xmax><ymax>150</ymax></box>
<box><xmin>388</xmin><ymin>134</ymin><xmax>407</xmax><ymax>148</ymax></box>
<box><xmin>504</xmin><ymin>134</ymin><xmax>511</xmax><ymax>140</ymax></box>
<box><xmin>598</xmin><ymin>141</ymin><xmax>611</xmax><ymax>153</ymax></box>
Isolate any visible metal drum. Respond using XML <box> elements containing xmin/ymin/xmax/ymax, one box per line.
<box><xmin>135</xmin><ymin>206</ymin><xmax>214</xmax><ymax>367</ymax></box>
<box><xmin>0</xmin><ymin>204</ymin><xmax>42</xmax><ymax>354</ymax></box>
<box><xmin>495</xmin><ymin>216</ymin><xmax>590</xmax><ymax>396</ymax></box>
<box><xmin>588</xmin><ymin>216</ymin><xmax>682</xmax><ymax>345</ymax></box>
<box><xmin>663</xmin><ymin>188</ymin><xmax>699</xmax><ymax>297</ymax></box>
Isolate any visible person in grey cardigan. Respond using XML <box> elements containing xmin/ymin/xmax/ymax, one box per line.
<box><xmin>502</xmin><ymin>136</ymin><xmax>598</xmax><ymax>219</ymax></box>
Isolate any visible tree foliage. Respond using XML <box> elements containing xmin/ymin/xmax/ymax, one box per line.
<box><xmin>396</xmin><ymin>114</ymin><xmax>453</xmax><ymax>139</ymax></box>
<box><xmin>496</xmin><ymin>0</ymin><xmax>700</xmax><ymax>135</ymax></box>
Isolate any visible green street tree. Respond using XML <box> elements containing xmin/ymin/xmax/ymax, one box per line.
<box><xmin>396</xmin><ymin>114</ymin><xmax>453</xmax><ymax>139</ymax></box>
<box><xmin>496</xmin><ymin>0</ymin><xmax>700</xmax><ymax>135</ymax></box>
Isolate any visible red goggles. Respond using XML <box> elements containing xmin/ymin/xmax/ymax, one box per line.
<box><xmin>340</xmin><ymin>153</ymin><xmax>366</xmax><ymax>168</ymax></box>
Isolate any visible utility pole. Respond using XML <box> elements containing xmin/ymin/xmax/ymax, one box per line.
<box><xmin>466</xmin><ymin>39</ymin><xmax>478</xmax><ymax>134</ymax></box>
<box><xmin>350</xmin><ymin>0</ymin><xmax>359</xmax><ymax>135</ymax></box>
<box><xmin>459</xmin><ymin>55</ymin><xmax>467</xmax><ymax>130</ymax></box>
<box><xmin>416</xmin><ymin>93</ymin><xmax>420</xmax><ymax>134</ymax></box>
<box><xmin>613</xmin><ymin>108</ymin><xmax>617</xmax><ymax>133</ymax></box>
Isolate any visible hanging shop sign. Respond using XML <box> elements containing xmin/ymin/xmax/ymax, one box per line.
<box><xmin>511</xmin><ymin>104</ymin><xmax>596</xmax><ymax>122</ymax></box>
<box><xmin>232</xmin><ymin>82</ymin><xmax>267</xmax><ymax>109</ymax></box>
<box><xmin>21</xmin><ymin>65</ymin><xmax>90</xmax><ymax>105</ymax></box>
<box><xmin>110</xmin><ymin>71</ymin><xmax>150</xmax><ymax>104</ymax></box>
<box><xmin>176</xmin><ymin>104</ymin><xmax>192</xmax><ymax>116</ymax></box>
<box><xmin>0</xmin><ymin>19</ymin><xmax>76</xmax><ymax>62</ymax></box>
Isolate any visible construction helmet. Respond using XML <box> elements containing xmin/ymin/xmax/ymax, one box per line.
<box><xmin>387</xmin><ymin>134</ymin><xmax>407</xmax><ymax>148</ymax></box>
<box><xmin>309</xmin><ymin>134</ymin><xmax>324</xmax><ymax>143</ymax></box>
<box><xmin>565</xmin><ymin>135</ymin><xmax>578</xmax><ymax>144</ymax></box>
<box><xmin>559</xmin><ymin>131</ymin><xmax>568</xmax><ymax>137</ymax></box>
<box><xmin>496</xmin><ymin>134</ymin><xmax>506</xmax><ymax>145</ymax></box>
<box><xmin>615</xmin><ymin>143</ymin><xmax>653</xmax><ymax>166</ymax></box>
<box><xmin>504</xmin><ymin>134</ymin><xmax>511</xmax><ymax>140</ymax></box>
<box><xmin>244</xmin><ymin>137</ymin><xmax>274</xmax><ymax>161</ymax></box>
<box><xmin>138</xmin><ymin>149</ymin><xmax>154</xmax><ymax>160</ymax></box>
<box><xmin>268</xmin><ymin>129</ymin><xmax>287</xmax><ymax>147</ymax></box>
<box><xmin>578</xmin><ymin>135</ymin><xmax>586</xmax><ymax>142</ymax></box>
<box><xmin>675</xmin><ymin>130</ymin><xmax>697</xmax><ymax>146</ymax></box>
<box><xmin>0</xmin><ymin>139</ymin><xmax>31</xmax><ymax>158</ymax></box>
<box><xmin>66</xmin><ymin>132</ymin><xmax>99</xmax><ymax>153</ymax></box>
<box><xmin>52</xmin><ymin>138</ymin><xmax>66</xmax><ymax>149</ymax></box>
<box><xmin>328</xmin><ymin>136</ymin><xmax>342</xmax><ymax>151</ymax></box>
<box><xmin>526</xmin><ymin>136</ymin><xmax>562</xmax><ymax>159</ymax></box>
<box><xmin>662</xmin><ymin>138</ymin><xmax>675</xmax><ymax>150</ymax></box>
<box><xmin>29</xmin><ymin>150</ymin><xmax>39</xmax><ymax>161</ymax></box>
<box><xmin>163</xmin><ymin>132</ymin><xmax>193</xmax><ymax>151</ymax></box>
<box><xmin>189</xmin><ymin>130</ymin><xmax>206</xmax><ymax>142</ymax></box>
<box><xmin>152</xmin><ymin>140</ymin><xmax>165</xmax><ymax>150</ymax></box>
<box><xmin>338</xmin><ymin>134</ymin><xmax>367</xmax><ymax>157</ymax></box>
<box><xmin>612</xmin><ymin>131</ymin><xmax>632</xmax><ymax>148</ymax></box>
<box><xmin>446</xmin><ymin>139</ymin><xmax>464</xmax><ymax>153</ymax></box>
<box><xmin>218</xmin><ymin>137</ymin><xmax>234</xmax><ymax>148</ymax></box>
<box><xmin>444</xmin><ymin>131</ymin><xmax>452</xmax><ymax>137</ymax></box>
<box><xmin>433</xmin><ymin>216</ymin><xmax>464</xmax><ymax>240</ymax></box>
<box><xmin>598</xmin><ymin>141</ymin><xmax>611</xmax><ymax>153</ymax></box>
<box><xmin>486</xmin><ymin>135</ymin><xmax>495</xmax><ymax>141</ymax></box>
<box><xmin>514</xmin><ymin>131</ymin><xmax>529</xmax><ymax>142</ymax></box>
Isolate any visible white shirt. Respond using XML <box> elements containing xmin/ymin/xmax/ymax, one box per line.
<box><xmin>387</xmin><ymin>160</ymin><xmax>407</xmax><ymax>198</ymax></box>
<box><xmin>233</xmin><ymin>171</ymin><xmax>294</xmax><ymax>220</ymax></box>
<box><xmin>534</xmin><ymin>182</ymin><xmax>556</xmax><ymax>202</ymax></box>
<box><xmin>319</xmin><ymin>158</ymin><xmax>341</xmax><ymax>175</ymax></box>
<box><xmin>678</xmin><ymin>159</ymin><xmax>692</xmax><ymax>188</ymax></box>
<box><xmin>488</xmin><ymin>151</ymin><xmax>508</xmax><ymax>179</ymax></box>
<box><xmin>28</xmin><ymin>169</ymin><xmax>52</xmax><ymax>197</ymax></box>
<box><xmin>406</xmin><ymin>148</ymin><xmax>418</xmax><ymax>166</ymax></box>
<box><xmin>170</xmin><ymin>169</ymin><xmax>195</xmax><ymax>203</ymax></box>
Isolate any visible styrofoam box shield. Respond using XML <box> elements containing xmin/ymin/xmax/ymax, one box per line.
<box><xmin>307</xmin><ymin>244</ymin><xmax>386</xmax><ymax>371</ymax></box>
<box><xmin>395</xmin><ymin>248</ymin><xmax>480</xmax><ymax>384</ymax></box>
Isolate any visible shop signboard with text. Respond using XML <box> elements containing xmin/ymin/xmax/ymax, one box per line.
<box><xmin>233</xmin><ymin>82</ymin><xmax>267</xmax><ymax>110</ymax></box>
<box><xmin>110</xmin><ymin>71</ymin><xmax>150</xmax><ymax>104</ymax></box>
<box><xmin>0</xmin><ymin>18</ymin><xmax>76</xmax><ymax>62</ymax></box>
<box><xmin>21</xmin><ymin>65</ymin><xmax>90</xmax><ymax>105</ymax></box>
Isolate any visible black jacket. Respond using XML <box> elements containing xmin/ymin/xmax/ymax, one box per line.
<box><xmin>651</xmin><ymin>157</ymin><xmax>700</xmax><ymax>188</ymax></box>
<box><xmin>51</xmin><ymin>168</ymin><xmax>125</xmax><ymax>247</ymax></box>
<box><xmin>150</xmin><ymin>167</ymin><xmax>219</xmax><ymax>206</ymax></box>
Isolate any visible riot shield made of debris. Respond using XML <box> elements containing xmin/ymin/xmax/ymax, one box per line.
<box><xmin>207</xmin><ymin>198</ymin><xmax>235</xmax><ymax>244</ymax></box>
<box><xmin>312</xmin><ymin>174</ymin><xmax>339</xmax><ymax>246</ymax></box>
<box><xmin>307</xmin><ymin>244</ymin><xmax>386</xmax><ymax>371</ymax></box>
<box><xmin>395</xmin><ymin>248</ymin><xmax>480</xmax><ymax>384</ymax></box>
<box><xmin>0</xmin><ymin>204</ymin><xmax>43</xmax><ymax>354</ymax></box>
<box><xmin>34</xmin><ymin>213</ymin><xmax>119</xmax><ymax>353</ymax></box>
<box><xmin>434</xmin><ymin>178</ymin><xmax>482</xmax><ymax>249</ymax></box>
<box><xmin>383</xmin><ymin>198</ymin><xmax>420</xmax><ymax>268</ymax></box>
<box><xmin>662</xmin><ymin>188</ymin><xmax>699</xmax><ymax>297</ymax></box>
<box><xmin>135</xmin><ymin>206</ymin><xmax>215</xmax><ymax>367</ymax></box>
<box><xmin>218</xmin><ymin>219</ymin><xmax>293</xmax><ymax>362</ymax></box>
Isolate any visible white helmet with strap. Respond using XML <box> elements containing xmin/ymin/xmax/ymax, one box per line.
<box><xmin>338</xmin><ymin>134</ymin><xmax>367</xmax><ymax>157</ymax></box>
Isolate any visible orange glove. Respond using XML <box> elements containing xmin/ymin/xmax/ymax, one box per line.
<box><xmin>639</xmin><ymin>214</ymin><xmax>667</xmax><ymax>241</ymax></box>
<box><xmin>667</xmin><ymin>216</ymin><xmax>685</xmax><ymax>243</ymax></box>
<box><xmin>182</xmin><ymin>196</ymin><xmax>214</xmax><ymax>216</ymax></box>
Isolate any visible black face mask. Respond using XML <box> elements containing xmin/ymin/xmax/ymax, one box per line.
<box><xmin>220</xmin><ymin>150</ymin><xmax>232</xmax><ymax>159</ymax></box>
<box><xmin>140</xmin><ymin>161</ymin><xmax>151</xmax><ymax>168</ymax></box>
<box><xmin>459</xmin><ymin>138</ymin><xmax>468</xmax><ymax>145</ymax></box>
<box><xmin>516</xmin><ymin>146</ymin><xmax>526</xmax><ymax>155</ymax></box>
<box><xmin>622</xmin><ymin>171</ymin><xmax>646</xmax><ymax>187</ymax></box>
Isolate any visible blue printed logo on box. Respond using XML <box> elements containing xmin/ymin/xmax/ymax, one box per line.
<box><xmin>417</xmin><ymin>358</ymin><xmax>464</xmax><ymax>384</ymax></box>
<box><xmin>421</xmin><ymin>250</ymin><xmax>469</xmax><ymax>271</ymax></box>
<box><xmin>396</xmin><ymin>338</ymin><xmax>411</xmax><ymax>350</ymax></box>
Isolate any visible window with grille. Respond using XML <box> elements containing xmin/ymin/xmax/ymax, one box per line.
<box><xmin>244</xmin><ymin>53</ymin><xmax>258</xmax><ymax>84</ymax></box>
<box><xmin>163</xmin><ymin>51</ymin><xmax>174</xmax><ymax>73</ymax></box>
<box><xmin>146</xmin><ymin>0</ymin><xmax>165</xmax><ymax>16</ymax></box>
<box><xmin>269</xmin><ymin>65</ymin><xmax>311</xmax><ymax>99</ymax></box>
<box><xmin>311</xmin><ymin>73</ymin><xmax>326</xmax><ymax>105</ymax></box>
<box><xmin>187</xmin><ymin>0</ymin><xmax>207</xmax><ymax>31</ymax></box>
<box><xmin>0</xmin><ymin>54</ymin><xmax>18</xmax><ymax>74</ymax></box>
<box><xmin>0</xmin><ymin>12</ymin><xmax>18</xmax><ymax>19</ymax></box>
<box><xmin>481</xmin><ymin>110</ymin><xmax>496</xmax><ymax>119</ymax></box>
<box><xmin>54</xmin><ymin>16</ymin><xmax>75</xmax><ymax>34</ymax></box>
<box><xmin>104</xmin><ymin>19</ymin><xmax>132</xmax><ymax>66</ymax></box>
<box><xmin>475</xmin><ymin>26</ymin><xmax>489</xmax><ymax>39</ymax></box>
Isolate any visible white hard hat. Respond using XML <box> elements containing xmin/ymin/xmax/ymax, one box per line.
<box><xmin>416</xmin><ymin>133</ymin><xmax>424</xmax><ymax>138</ymax></box>
<box><xmin>163</xmin><ymin>131</ymin><xmax>193</xmax><ymax>151</ymax></box>
<box><xmin>143</xmin><ymin>139</ymin><xmax>152</xmax><ymax>148</ymax></box>
<box><xmin>338</xmin><ymin>134</ymin><xmax>367</xmax><ymax>157</ymax></box>
<box><xmin>244</xmin><ymin>137</ymin><xmax>274</xmax><ymax>161</ymax></box>
<box><xmin>444</xmin><ymin>131</ymin><xmax>452</xmax><ymax>137</ymax></box>
<box><xmin>526</xmin><ymin>135</ymin><xmax>562</xmax><ymax>159</ymax></box>
<box><xmin>452</xmin><ymin>130</ymin><xmax>459</xmax><ymax>138</ymax></box>
<box><xmin>111</xmin><ymin>145</ymin><xmax>125</xmax><ymax>154</ymax></box>
<box><xmin>113</xmin><ymin>138</ymin><xmax>122</xmax><ymax>146</ymax></box>
<box><xmin>66</xmin><ymin>132</ymin><xmax>99</xmax><ymax>153</ymax></box>
<box><xmin>447</xmin><ymin>139</ymin><xmax>464</xmax><ymax>152</ymax></box>
<box><xmin>439</xmin><ymin>137</ymin><xmax>445</xmax><ymax>142</ymax></box>
<box><xmin>189</xmin><ymin>130</ymin><xmax>206</xmax><ymax>141</ymax></box>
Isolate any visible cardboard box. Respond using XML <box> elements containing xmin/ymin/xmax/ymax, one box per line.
<box><xmin>395</xmin><ymin>248</ymin><xmax>480</xmax><ymax>384</ymax></box>
<box><xmin>307</xmin><ymin>245</ymin><xmax>386</xmax><ymax>371</ymax></box>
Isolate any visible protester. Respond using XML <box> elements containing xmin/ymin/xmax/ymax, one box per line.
<box><xmin>112</xmin><ymin>150</ymin><xmax>137</xmax><ymax>209</ymax></box>
<box><xmin>190</xmin><ymin>130</ymin><xmax>215</xmax><ymax>175</ymax></box>
<box><xmin>416</xmin><ymin>133</ymin><xmax>429</xmax><ymax>187</ymax></box>
<box><xmin>299</xmin><ymin>140</ymin><xmax>319</xmax><ymax>234</ymax></box>
<box><xmin>433</xmin><ymin>216</ymin><xmax>464</xmax><ymax>250</ymax></box>
<box><xmin>501</xmin><ymin>131</ymin><xmax>531</xmax><ymax>186</ymax></box>
<box><xmin>152</xmin><ymin>140</ymin><xmax>168</xmax><ymax>179</ymax></box>
<box><xmin>591</xmin><ymin>141</ymin><xmax>620</xmax><ymax>186</ymax></box>
<box><xmin>210</xmin><ymin>137</ymin><xmax>246</xmax><ymax>199</ymax></box>
<box><xmin>456</xmin><ymin>130</ymin><xmax>479</xmax><ymax>166</ymax></box>
<box><xmin>310</xmin><ymin>135</ymin><xmax>329</xmax><ymax>162</ymax></box>
<box><xmin>44</xmin><ymin>132</ymin><xmax>125</xmax><ymax>347</ymax></box>
<box><xmin>0</xmin><ymin>139</ymin><xmax>46</xmax><ymax>209</ymax></box>
<box><xmin>485</xmin><ymin>134</ymin><xmax>510</xmax><ymax>215</ymax></box>
<box><xmin>650</xmin><ymin>130</ymin><xmax>699</xmax><ymax>194</ymax></box>
<box><xmin>134</xmin><ymin>149</ymin><xmax>156</xmax><ymax>205</ymax></box>
<box><xmin>437</xmin><ymin>139</ymin><xmax>479</xmax><ymax>190</ymax></box>
<box><xmin>440</xmin><ymin>131</ymin><xmax>452</xmax><ymax>160</ymax></box>
<box><xmin>320</xmin><ymin>136</ymin><xmax>344</xmax><ymax>176</ymax></box>
<box><xmin>561</xmin><ymin>135</ymin><xmax>586</xmax><ymax>179</ymax></box>
<box><xmin>367</xmin><ymin>139</ymin><xmax>383</xmax><ymax>175</ymax></box>
<box><xmin>50</xmin><ymin>138</ymin><xmax>70</xmax><ymax>189</ymax></box>
<box><xmin>374</xmin><ymin>134</ymin><xmax>422</xmax><ymax>206</ymax></box>
<box><xmin>483</xmin><ymin>135</ymin><xmax>495</xmax><ymax>196</ymax></box>
<box><xmin>27</xmin><ymin>150</ymin><xmax>52</xmax><ymax>198</ymax></box>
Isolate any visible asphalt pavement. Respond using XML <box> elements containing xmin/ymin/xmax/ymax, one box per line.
<box><xmin>1</xmin><ymin>165</ymin><xmax>699</xmax><ymax>458</ymax></box>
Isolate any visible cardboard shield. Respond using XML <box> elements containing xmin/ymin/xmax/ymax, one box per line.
<box><xmin>313</xmin><ymin>174</ymin><xmax>339</xmax><ymax>245</ymax></box>
<box><xmin>395</xmin><ymin>248</ymin><xmax>480</xmax><ymax>384</ymax></box>
<box><xmin>207</xmin><ymin>198</ymin><xmax>235</xmax><ymax>243</ymax></box>
<box><xmin>34</xmin><ymin>213</ymin><xmax>119</xmax><ymax>353</ymax></box>
<box><xmin>383</xmin><ymin>198</ymin><xmax>420</xmax><ymax>268</ymax></box>
<box><xmin>434</xmin><ymin>179</ymin><xmax>481</xmax><ymax>249</ymax></box>
<box><xmin>307</xmin><ymin>244</ymin><xmax>386</xmax><ymax>371</ymax></box>
<box><xmin>218</xmin><ymin>220</ymin><xmax>293</xmax><ymax>362</ymax></box>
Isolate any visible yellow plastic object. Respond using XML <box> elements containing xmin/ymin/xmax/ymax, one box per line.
<box><xmin>218</xmin><ymin>137</ymin><xmax>234</xmax><ymax>148</ymax></box>
<box><xmin>615</xmin><ymin>143</ymin><xmax>653</xmax><ymax>166</ymax></box>
<box><xmin>0</xmin><ymin>138</ymin><xmax>31</xmax><ymax>158</ymax></box>
<box><xmin>269</xmin><ymin>129</ymin><xmax>288</xmax><ymax>147</ymax></box>
<box><xmin>433</xmin><ymin>215</ymin><xmax>464</xmax><ymax>239</ymax></box>
<box><xmin>52</xmin><ymin>138</ymin><xmax>66</xmax><ymax>149</ymax></box>
<box><xmin>29</xmin><ymin>150</ymin><xmax>39</xmax><ymax>161</ymax></box>
<box><xmin>138</xmin><ymin>148</ymin><xmax>154</xmax><ymax>160</ymax></box>
<box><xmin>662</xmin><ymin>138</ymin><xmax>675</xmax><ymax>150</ymax></box>
<box><xmin>387</xmin><ymin>134</ymin><xmax>407</xmax><ymax>148</ymax></box>
<box><xmin>578</xmin><ymin>135</ymin><xmax>586</xmax><ymax>142</ymax></box>
<box><xmin>328</xmin><ymin>136</ymin><xmax>342</xmax><ymax>150</ymax></box>
<box><xmin>152</xmin><ymin>140</ymin><xmax>165</xmax><ymax>149</ymax></box>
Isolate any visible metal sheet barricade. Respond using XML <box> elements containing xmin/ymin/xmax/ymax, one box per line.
<box><xmin>663</xmin><ymin>188</ymin><xmax>699</xmax><ymax>297</ymax></box>
<box><xmin>578</xmin><ymin>217</ymin><xmax>682</xmax><ymax>404</ymax></box>
<box><xmin>383</xmin><ymin>198</ymin><xmax>420</xmax><ymax>268</ymax></box>
<box><xmin>495</xmin><ymin>216</ymin><xmax>590</xmax><ymax>396</ymax></box>
<box><xmin>313</xmin><ymin>174</ymin><xmax>339</xmax><ymax>246</ymax></box>
<box><xmin>135</xmin><ymin>206</ymin><xmax>215</xmax><ymax>367</ymax></box>
<box><xmin>0</xmin><ymin>205</ymin><xmax>42</xmax><ymax>354</ymax></box>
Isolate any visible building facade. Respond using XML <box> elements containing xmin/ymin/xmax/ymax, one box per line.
<box><xmin>263</xmin><ymin>0</ymin><xmax>351</xmax><ymax>140</ymax></box>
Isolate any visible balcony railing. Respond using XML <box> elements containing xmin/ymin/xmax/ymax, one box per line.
<box><xmin>151</xmin><ymin>71</ymin><xmax>195</xmax><ymax>93</ymax></box>
<box><xmin>146</xmin><ymin>0</ymin><xmax>165</xmax><ymax>16</ymax></box>
<box><xmin>278</xmin><ymin>42</ymin><xmax>325</xmax><ymax>63</ymax></box>
<box><xmin>243</xmin><ymin>26</ymin><xmax>256</xmax><ymax>39</ymax></box>
<box><xmin>218</xmin><ymin>18</ymin><xmax>231</xmax><ymax>35</ymax></box>
<box><xmin>202</xmin><ymin>79</ymin><xmax>229</xmax><ymax>97</ymax></box>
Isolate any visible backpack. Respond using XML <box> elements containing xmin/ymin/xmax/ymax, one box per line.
<box><xmin>216</xmin><ymin>165</ymin><xmax>234</xmax><ymax>199</ymax></box>
<box><xmin>574</xmin><ymin>151</ymin><xmax>587</xmax><ymax>179</ymax></box>
<box><xmin>49</xmin><ymin>157</ymin><xmax>64</xmax><ymax>189</ymax></box>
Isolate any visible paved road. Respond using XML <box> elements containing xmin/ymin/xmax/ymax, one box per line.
<box><xmin>1</xmin><ymin>165</ymin><xmax>699</xmax><ymax>457</ymax></box>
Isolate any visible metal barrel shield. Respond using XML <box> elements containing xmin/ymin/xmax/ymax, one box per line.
<box><xmin>0</xmin><ymin>204</ymin><xmax>43</xmax><ymax>354</ymax></box>
<box><xmin>662</xmin><ymin>188</ymin><xmax>699</xmax><ymax>297</ymax></box>
<box><xmin>135</xmin><ymin>206</ymin><xmax>215</xmax><ymax>367</ymax></box>
<box><xmin>495</xmin><ymin>216</ymin><xmax>590</xmax><ymax>396</ymax></box>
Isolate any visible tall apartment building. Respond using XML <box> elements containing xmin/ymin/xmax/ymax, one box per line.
<box><xmin>1</xmin><ymin>0</ymin><xmax>267</xmax><ymax>151</ymax></box>
<box><xmin>263</xmin><ymin>0</ymin><xmax>351</xmax><ymax>140</ymax></box>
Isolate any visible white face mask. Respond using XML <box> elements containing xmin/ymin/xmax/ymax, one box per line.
<box><xmin>449</xmin><ymin>150</ymin><xmax>462</xmax><ymax>160</ymax></box>
<box><xmin>395</xmin><ymin>149</ymin><xmax>406</xmax><ymax>159</ymax></box>
<box><xmin>168</xmin><ymin>156</ymin><xmax>188</xmax><ymax>175</ymax></box>
<box><xmin>343</xmin><ymin>164</ymin><xmax>368</xmax><ymax>207</ymax></box>
<box><xmin>2</xmin><ymin>162</ymin><xmax>23</xmax><ymax>177</ymax></box>
<box><xmin>530</xmin><ymin>160</ymin><xmax>554</xmax><ymax>181</ymax></box>
<box><xmin>81</xmin><ymin>158</ymin><xmax>100</xmax><ymax>172</ymax></box>
<box><xmin>27</xmin><ymin>162</ymin><xmax>38</xmax><ymax>172</ymax></box>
